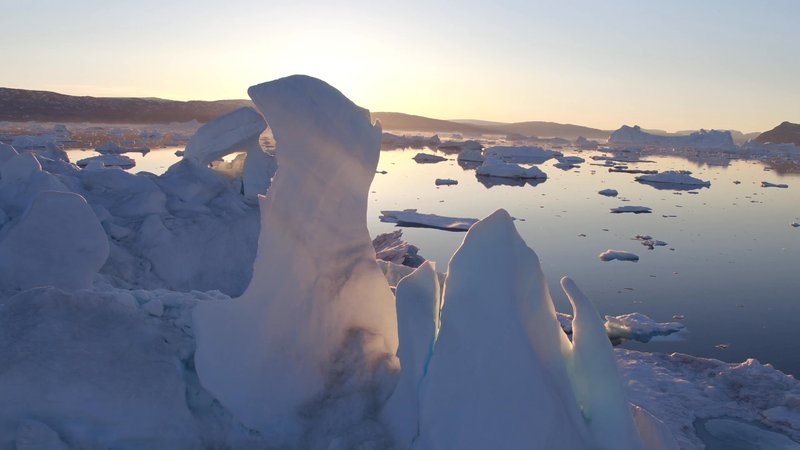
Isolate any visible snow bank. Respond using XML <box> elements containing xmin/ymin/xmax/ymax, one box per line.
<box><xmin>484</xmin><ymin>145</ymin><xmax>561</xmax><ymax>163</ymax></box>
<box><xmin>599</xmin><ymin>250</ymin><xmax>640</xmax><ymax>262</ymax></box>
<box><xmin>380</xmin><ymin>209</ymin><xmax>478</xmax><ymax>231</ymax></box>
<box><xmin>193</xmin><ymin>75</ymin><xmax>398</xmax><ymax>438</ymax></box>
<box><xmin>476</xmin><ymin>156</ymin><xmax>548</xmax><ymax>179</ymax></box>
<box><xmin>0</xmin><ymin>191</ymin><xmax>108</xmax><ymax>291</ymax></box>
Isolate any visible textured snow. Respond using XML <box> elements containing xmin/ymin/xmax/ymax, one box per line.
<box><xmin>193</xmin><ymin>75</ymin><xmax>399</xmax><ymax>437</ymax></box>
<box><xmin>611</xmin><ymin>205</ymin><xmax>652</xmax><ymax>214</ymax></box>
<box><xmin>476</xmin><ymin>156</ymin><xmax>548</xmax><ymax>179</ymax></box>
<box><xmin>599</xmin><ymin>249</ymin><xmax>640</xmax><ymax>262</ymax></box>
<box><xmin>636</xmin><ymin>170</ymin><xmax>711</xmax><ymax>188</ymax></box>
<box><xmin>484</xmin><ymin>145</ymin><xmax>561</xmax><ymax>163</ymax></box>
<box><xmin>380</xmin><ymin>209</ymin><xmax>478</xmax><ymax>231</ymax></box>
<box><xmin>0</xmin><ymin>191</ymin><xmax>108</xmax><ymax>291</ymax></box>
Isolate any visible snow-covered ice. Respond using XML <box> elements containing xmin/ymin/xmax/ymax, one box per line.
<box><xmin>611</xmin><ymin>206</ymin><xmax>653</xmax><ymax>214</ymax></box>
<box><xmin>599</xmin><ymin>250</ymin><xmax>640</xmax><ymax>262</ymax></box>
<box><xmin>193</xmin><ymin>75</ymin><xmax>399</xmax><ymax>438</ymax></box>
<box><xmin>476</xmin><ymin>156</ymin><xmax>548</xmax><ymax>179</ymax></box>
<box><xmin>380</xmin><ymin>209</ymin><xmax>478</xmax><ymax>231</ymax></box>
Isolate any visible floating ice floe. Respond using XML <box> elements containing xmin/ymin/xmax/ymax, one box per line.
<box><xmin>634</xmin><ymin>234</ymin><xmax>668</xmax><ymax>250</ymax></box>
<box><xmin>435</xmin><ymin>178</ymin><xmax>458</xmax><ymax>186</ymax></box>
<box><xmin>599</xmin><ymin>250</ymin><xmax>640</xmax><ymax>262</ymax></box>
<box><xmin>611</xmin><ymin>206</ymin><xmax>652</xmax><ymax>214</ymax></box>
<box><xmin>96</xmin><ymin>142</ymin><xmax>150</xmax><ymax>155</ymax></box>
<box><xmin>556</xmin><ymin>312</ymin><xmax>685</xmax><ymax>343</ymax></box>
<box><xmin>604</xmin><ymin>313</ymin><xmax>684</xmax><ymax>343</ymax></box>
<box><xmin>636</xmin><ymin>170</ymin><xmax>711</xmax><ymax>189</ymax></box>
<box><xmin>413</xmin><ymin>152</ymin><xmax>447</xmax><ymax>163</ymax></box>
<box><xmin>762</xmin><ymin>181</ymin><xmax>789</xmax><ymax>188</ymax></box>
<box><xmin>76</xmin><ymin>154</ymin><xmax>136</xmax><ymax>169</ymax></box>
<box><xmin>599</xmin><ymin>188</ymin><xmax>619</xmax><ymax>197</ymax></box>
<box><xmin>476</xmin><ymin>157</ymin><xmax>548</xmax><ymax>179</ymax></box>
<box><xmin>380</xmin><ymin>209</ymin><xmax>478</xmax><ymax>231</ymax></box>
<box><xmin>484</xmin><ymin>145</ymin><xmax>561</xmax><ymax>163</ymax></box>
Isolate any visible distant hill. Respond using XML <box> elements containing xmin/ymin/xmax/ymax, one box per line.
<box><xmin>0</xmin><ymin>87</ymin><xmax>252</xmax><ymax>124</ymax></box>
<box><xmin>371</xmin><ymin>112</ymin><xmax>493</xmax><ymax>135</ymax></box>
<box><xmin>755</xmin><ymin>121</ymin><xmax>800</xmax><ymax>146</ymax></box>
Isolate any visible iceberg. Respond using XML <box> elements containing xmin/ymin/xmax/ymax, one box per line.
<box><xmin>762</xmin><ymin>181</ymin><xmax>789</xmax><ymax>188</ymax></box>
<box><xmin>183</xmin><ymin>106</ymin><xmax>266</xmax><ymax>166</ymax></box>
<box><xmin>76</xmin><ymin>154</ymin><xmax>136</xmax><ymax>169</ymax></box>
<box><xmin>380</xmin><ymin>209</ymin><xmax>478</xmax><ymax>231</ymax></box>
<box><xmin>193</xmin><ymin>75</ymin><xmax>398</xmax><ymax>438</ymax></box>
<box><xmin>609</xmin><ymin>125</ymin><xmax>737</xmax><ymax>151</ymax></box>
<box><xmin>484</xmin><ymin>145</ymin><xmax>561</xmax><ymax>163</ymax></box>
<box><xmin>636</xmin><ymin>170</ymin><xmax>711</xmax><ymax>189</ymax></box>
<box><xmin>412</xmin><ymin>152</ymin><xmax>447</xmax><ymax>163</ymax></box>
<box><xmin>476</xmin><ymin>156</ymin><xmax>548</xmax><ymax>179</ymax></box>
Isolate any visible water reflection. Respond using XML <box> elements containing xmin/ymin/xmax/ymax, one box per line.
<box><xmin>476</xmin><ymin>175</ymin><xmax>547</xmax><ymax>188</ymax></box>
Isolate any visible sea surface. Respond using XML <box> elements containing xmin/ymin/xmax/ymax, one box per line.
<box><xmin>67</xmin><ymin>146</ymin><xmax>800</xmax><ymax>376</ymax></box>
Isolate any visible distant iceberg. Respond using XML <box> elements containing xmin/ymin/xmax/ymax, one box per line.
<box><xmin>609</xmin><ymin>125</ymin><xmax>736</xmax><ymax>150</ymax></box>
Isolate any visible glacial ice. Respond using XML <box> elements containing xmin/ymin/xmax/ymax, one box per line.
<box><xmin>413</xmin><ymin>152</ymin><xmax>447</xmax><ymax>163</ymax></box>
<box><xmin>0</xmin><ymin>191</ymin><xmax>108</xmax><ymax>291</ymax></box>
<box><xmin>193</xmin><ymin>75</ymin><xmax>399</xmax><ymax>437</ymax></box>
<box><xmin>380</xmin><ymin>209</ymin><xmax>478</xmax><ymax>231</ymax></box>
<box><xmin>636</xmin><ymin>170</ymin><xmax>711</xmax><ymax>189</ymax></box>
<box><xmin>183</xmin><ymin>106</ymin><xmax>266</xmax><ymax>166</ymax></box>
<box><xmin>604</xmin><ymin>313</ymin><xmax>685</xmax><ymax>343</ymax></box>
<box><xmin>609</xmin><ymin>125</ymin><xmax>736</xmax><ymax>150</ymax></box>
<box><xmin>455</xmin><ymin>145</ymin><xmax>484</xmax><ymax>163</ymax></box>
<box><xmin>76</xmin><ymin>153</ymin><xmax>136</xmax><ymax>169</ymax></box>
<box><xmin>476</xmin><ymin>156</ymin><xmax>548</xmax><ymax>179</ymax></box>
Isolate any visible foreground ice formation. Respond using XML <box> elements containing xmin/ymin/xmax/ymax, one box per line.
<box><xmin>193</xmin><ymin>75</ymin><xmax>399</xmax><ymax>436</ymax></box>
<box><xmin>380</xmin><ymin>209</ymin><xmax>479</xmax><ymax>231</ymax></box>
<box><xmin>407</xmin><ymin>210</ymin><xmax>655</xmax><ymax>450</ymax></box>
<box><xmin>0</xmin><ymin>191</ymin><xmax>108</xmax><ymax>291</ymax></box>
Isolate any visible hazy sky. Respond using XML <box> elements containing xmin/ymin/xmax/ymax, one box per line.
<box><xmin>2</xmin><ymin>0</ymin><xmax>798</xmax><ymax>132</ymax></box>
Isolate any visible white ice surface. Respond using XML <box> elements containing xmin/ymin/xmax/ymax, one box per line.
<box><xmin>380</xmin><ymin>209</ymin><xmax>478</xmax><ymax>231</ymax></box>
<box><xmin>604</xmin><ymin>313</ymin><xmax>685</xmax><ymax>343</ymax></box>
<box><xmin>193</xmin><ymin>75</ymin><xmax>399</xmax><ymax>438</ymax></box>
<box><xmin>476</xmin><ymin>156</ymin><xmax>548</xmax><ymax>179</ymax></box>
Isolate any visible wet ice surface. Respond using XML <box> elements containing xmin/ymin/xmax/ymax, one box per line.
<box><xmin>368</xmin><ymin>147</ymin><xmax>800</xmax><ymax>376</ymax></box>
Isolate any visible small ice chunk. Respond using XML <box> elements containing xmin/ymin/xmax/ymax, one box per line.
<box><xmin>598</xmin><ymin>189</ymin><xmax>619</xmax><ymax>197</ymax></box>
<box><xmin>611</xmin><ymin>206</ymin><xmax>652</xmax><ymax>214</ymax></box>
<box><xmin>413</xmin><ymin>153</ymin><xmax>447</xmax><ymax>163</ymax></box>
<box><xmin>599</xmin><ymin>250</ymin><xmax>640</xmax><ymax>262</ymax></box>
<box><xmin>456</xmin><ymin>146</ymin><xmax>484</xmax><ymax>162</ymax></box>
<box><xmin>435</xmin><ymin>178</ymin><xmax>458</xmax><ymax>186</ymax></box>
<box><xmin>476</xmin><ymin>157</ymin><xmax>548</xmax><ymax>179</ymax></box>
<box><xmin>380</xmin><ymin>209</ymin><xmax>478</xmax><ymax>231</ymax></box>
<box><xmin>762</xmin><ymin>181</ymin><xmax>789</xmax><ymax>188</ymax></box>
<box><xmin>604</xmin><ymin>313</ymin><xmax>684</xmax><ymax>342</ymax></box>
<box><xmin>77</xmin><ymin>154</ymin><xmax>136</xmax><ymax>169</ymax></box>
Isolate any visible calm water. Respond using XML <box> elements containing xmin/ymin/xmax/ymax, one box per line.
<box><xmin>367</xmin><ymin>148</ymin><xmax>800</xmax><ymax>376</ymax></box>
<box><xmin>66</xmin><ymin>147</ymin><xmax>800</xmax><ymax>375</ymax></box>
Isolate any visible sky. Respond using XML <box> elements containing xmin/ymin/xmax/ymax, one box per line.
<box><xmin>1</xmin><ymin>0</ymin><xmax>798</xmax><ymax>132</ymax></box>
